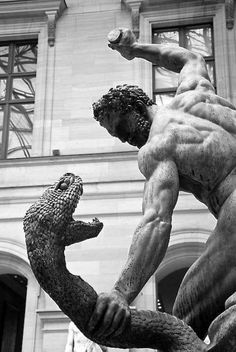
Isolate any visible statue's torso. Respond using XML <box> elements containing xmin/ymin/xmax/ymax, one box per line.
<box><xmin>138</xmin><ymin>91</ymin><xmax>236</xmax><ymax>217</ymax></box>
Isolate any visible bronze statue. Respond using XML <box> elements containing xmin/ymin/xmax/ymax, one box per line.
<box><xmin>23</xmin><ymin>28</ymin><xmax>236</xmax><ymax>351</ymax></box>
<box><xmin>90</xmin><ymin>28</ymin><xmax>236</xmax><ymax>348</ymax></box>
<box><xmin>24</xmin><ymin>173</ymin><xmax>208</xmax><ymax>352</ymax></box>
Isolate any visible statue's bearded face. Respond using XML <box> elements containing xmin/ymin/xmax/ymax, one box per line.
<box><xmin>100</xmin><ymin>108</ymin><xmax>149</xmax><ymax>148</ymax></box>
<box><xmin>93</xmin><ymin>85</ymin><xmax>154</xmax><ymax>147</ymax></box>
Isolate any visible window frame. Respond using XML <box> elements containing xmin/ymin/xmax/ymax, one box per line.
<box><xmin>152</xmin><ymin>23</ymin><xmax>216</xmax><ymax>104</ymax></box>
<box><xmin>0</xmin><ymin>0</ymin><xmax>67</xmax><ymax>160</ymax></box>
<box><xmin>139</xmin><ymin>4</ymin><xmax>231</xmax><ymax>101</ymax></box>
<box><xmin>0</xmin><ymin>39</ymin><xmax>37</xmax><ymax>159</ymax></box>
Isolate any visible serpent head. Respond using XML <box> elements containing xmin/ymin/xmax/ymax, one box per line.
<box><xmin>24</xmin><ymin>173</ymin><xmax>83</xmax><ymax>234</ymax></box>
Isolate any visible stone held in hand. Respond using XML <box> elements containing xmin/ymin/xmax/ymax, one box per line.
<box><xmin>107</xmin><ymin>28</ymin><xmax>123</xmax><ymax>44</ymax></box>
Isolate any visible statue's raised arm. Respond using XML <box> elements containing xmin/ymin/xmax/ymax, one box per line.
<box><xmin>108</xmin><ymin>27</ymin><xmax>215</xmax><ymax>95</ymax></box>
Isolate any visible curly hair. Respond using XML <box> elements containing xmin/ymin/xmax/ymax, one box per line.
<box><xmin>92</xmin><ymin>84</ymin><xmax>155</xmax><ymax>143</ymax></box>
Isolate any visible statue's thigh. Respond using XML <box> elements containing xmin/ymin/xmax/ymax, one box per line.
<box><xmin>172</xmin><ymin>191</ymin><xmax>236</xmax><ymax>337</ymax></box>
<box><xmin>214</xmin><ymin>189</ymin><xmax>236</xmax><ymax>247</ymax></box>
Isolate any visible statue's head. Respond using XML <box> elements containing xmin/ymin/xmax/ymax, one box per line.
<box><xmin>92</xmin><ymin>84</ymin><xmax>155</xmax><ymax>148</ymax></box>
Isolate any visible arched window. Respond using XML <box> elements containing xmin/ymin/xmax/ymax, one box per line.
<box><xmin>156</xmin><ymin>267</ymin><xmax>188</xmax><ymax>313</ymax></box>
<box><xmin>0</xmin><ymin>274</ymin><xmax>27</xmax><ymax>352</ymax></box>
<box><xmin>0</xmin><ymin>243</ymin><xmax>39</xmax><ymax>352</ymax></box>
<box><xmin>155</xmin><ymin>234</ymin><xmax>210</xmax><ymax>314</ymax></box>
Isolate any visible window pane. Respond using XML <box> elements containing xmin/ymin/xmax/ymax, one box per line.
<box><xmin>0</xmin><ymin>105</ymin><xmax>3</xmax><ymax>128</ymax></box>
<box><xmin>14</xmin><ymin>43</ymin><xmax>37</xmax><ymax>73</ymax></box>
<box><xmin>153</xmin><ymin>30</ymin><xmax>179</xmax><ymax>46</ymax></box>
<box><xmin>155</xmin><ymin>92</ymin><xmax>175</xmax><ymax>107</ymax></box>
<box><xmin>0</xmin><ymin>79</ymin><xmax>7</xmax><ymax>101</ymax></box>
<box><xmin>154</xmin><ymin>67</ymin><xmax>179</xmax><ymax>89</ymax></box>
<box><xmin>10</xmin><ymin>103</ymin><xmax>33</xmax><ymax>131</ymax></box>
<box><xmin>12</xmin><ymin>77</ymin><xmax>35</xmax><ymax>100</ymax></box>
<box><xmin>7</xmin><ymin>103</ymin><xmax>34</xmax><ymax>158</ymax></box>
<box><xmin>0</xmin><ymin>46</ymin><xmax>9</xmax><ymax>74</ymax></box>
<box><xmin>206</xmin><ymin>61</ymin><xmax>215</xmax><ymax>85</ymax></box>
<box><xmin>185</xmin><ymin>27</ymin><xmax>213</xmax><ymax>56</ymax></box>
<box><xmin>0</xmin><ymin>105</ymin><xmax>3</xmax><ymax>149</ymax></box>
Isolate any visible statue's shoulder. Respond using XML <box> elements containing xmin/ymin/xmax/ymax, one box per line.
<box><xmin>167</xmin><ymin>90</ymin><xmax>206</xmax><ymax>111</ymax></box>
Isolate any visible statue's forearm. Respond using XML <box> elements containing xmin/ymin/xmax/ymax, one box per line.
<box><xmin>113</xmin><ymin>220</ymin><xmax>171</xmax><ymax>304</ymax></box>
<box><xmin>112</xmin><ymin>258</ymin><xmax>145</xmax><ymax>305</ymax></box>
<box><xmin>108</xmin><ymin>28</ymin><xmax>199</xmax><ymax>72</ymax></box>
<box><xmin>131</xmin><ymin>42</ymin><xmax>197</xmax><ymax>73</ymax></box>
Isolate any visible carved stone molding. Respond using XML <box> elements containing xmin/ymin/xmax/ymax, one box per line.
<box><xmin>46</xmin><ymin>10</ymin><xmax>57</xmax><ymax>47</ymax></box>
<box><xmin>125</xmin><ymin>0</ymin><xmax>235</xmax><ymax>31</ymax></box>
<box><xmin>37</xmin><ymin>309</ymin><xmax>69</xmax><ymax>332</ymax></box>
<box><xmin>0</xmin><ymin>0</ymin><xmax>67</xmax><ymax>46</ymax></box>
<box><xmin>225</xmin><ymin>0</ymin><xmax>235</xmax><ymax>29</ymax></box>
<box><xmin>123</xmin><ymin>0</ymin><xmax>144</xmax><ymax>39</ymax></box>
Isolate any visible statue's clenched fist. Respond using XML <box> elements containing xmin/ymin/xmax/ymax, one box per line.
<box><xmin>107</xmin><ymin>28</ymin><xmax>137</xmax><ymax>60</ymax></box>
<box><xmin>88</xmin><ymin>290</ymin><xmax>130</xmax><ymax>338</ymax></box>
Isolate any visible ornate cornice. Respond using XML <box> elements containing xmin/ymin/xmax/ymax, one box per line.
<box><xmin>46</xmin><ymin>10</ymin><xmax>58</xmax><ymax>47</ymax></box>
<box><xmin>123</xmin><ymin>0</ymin><xmax>144</xmax><ymax>39</ymax></box>
<box><xmin>0</xmin><ymin>0</ymin><xmax>67</xmax><ymax>46</ymax></box>
<box><xmin>225</xmin><ymin>0</ymin><xmax>235</xmax><ymax>29</ymax></box>
<box><xmin>0</xmin><ymin>0</ymin><xmax>67</xmax><ymax>17</ymax></box>
<box><xmin>129</xmin><ymin>0</ymin><xmax>235</xmax><ymax>30</ymax></box>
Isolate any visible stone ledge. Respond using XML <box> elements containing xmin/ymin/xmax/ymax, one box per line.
<box><xmin>0</xmin><ymin>0</ymin><xmax>67</xmax><ymax>46</ymax></box>
<box><xmin>0</xmin><ymin>150</ymin><xmax>138</xmax><ymax>168</ymax></box>
<box><xmin>0</xmin><ymin>0</ymin><xmax>67</xmax><ymax>18</ymax></box>
<box><xmin>37</xmin><ymin>309</ymin><xmax>70</xmax><ymax>332</ymax></box>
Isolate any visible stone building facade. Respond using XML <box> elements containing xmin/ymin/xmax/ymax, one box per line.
<box><xmin>0</xmin><ymin>0</ymin><xmax>235</xmax><ymax>351</ymax></box>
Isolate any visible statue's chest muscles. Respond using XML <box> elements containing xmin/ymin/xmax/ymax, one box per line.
<box><xmin>138</xmin><ymin>133</ymin><xmax>176</xmax><ymax>179</ymax></box>
<box><xmin>139</xmin><ymin>111</ymin><xmax>236</xmax><ymax>189</ymax></box>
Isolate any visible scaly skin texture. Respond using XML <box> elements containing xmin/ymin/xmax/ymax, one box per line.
<box><xmin>23</xmin><ymin>173</ymin><xmax>207</xmax><ymax>352</ymax></box>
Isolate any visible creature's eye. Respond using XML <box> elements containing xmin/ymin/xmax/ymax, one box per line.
<box><xmin>55</xmin><ymin>179</ymin><xmax>70</xmax><ymax>191</ymax></box>
<box><xmin>59</xmin><ymin>182</ymin><xmax>69</xmax><ymax>190</ymax></box>
<box><xmin>55</xmin><ymin>174</ymin><xmax>75</xmax><ymax>191</ymax></box>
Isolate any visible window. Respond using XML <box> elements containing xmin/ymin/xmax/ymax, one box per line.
<box><xmin>152</xmin><ymin>24</ymin><xmax>215</xmax><ymax>106</ymax></box>
<box><xmin>0</xmin><ymin>41</ymin><xmax>37</xmax><ymax>159</ymax></box>
<box><xmin>0</xmin><ymin>274</ymin><xmax>27</xmax><ymax>352</ymax></box>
